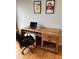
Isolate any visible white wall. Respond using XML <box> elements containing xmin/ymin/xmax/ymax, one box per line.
<box><xmin>16</xmin><ymin>0</ymin><xmax>62</xmax><ymax>30</ymax></box>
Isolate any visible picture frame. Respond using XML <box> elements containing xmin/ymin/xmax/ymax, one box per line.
<box><xmin>45</xmin><ymin>0</ymin><xmax>55</xmax><ymax>14</ymax></box>
<box><xmin>33</xmin><ymin>1</ymin><xmax>41</xmax><ymax>14</ymax></box>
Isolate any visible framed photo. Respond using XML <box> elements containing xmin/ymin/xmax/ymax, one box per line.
<box><xmin>33</xmin><ymin>1</ymin><xmax>41</xmax><ymax>14</ymax></box>
<box><xmin>45</xmin><ymin>0</ymin><xmax>55</xmax><ymax>14</ymax></box>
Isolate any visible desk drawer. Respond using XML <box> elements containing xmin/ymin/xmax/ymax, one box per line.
<box><xmin>42</xmin><ymin>34</ymin><xmax>59</xmax><ymax>43</ymax></box>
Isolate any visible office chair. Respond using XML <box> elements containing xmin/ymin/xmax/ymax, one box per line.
<box><xmin>21</xmin><ymin>35</ymin><xmax>35</xmax><ymax>54</ymax></box>
<box><xmin>16</xmin><ymin>32</ymin><xmax>35</xmax><ymax>55</ymax></box>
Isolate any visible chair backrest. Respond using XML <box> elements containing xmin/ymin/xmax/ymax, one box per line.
<box><xmin>22</xmin><ymin>35</ymin><xmax>35</xmax><ymax>46</ymax></box>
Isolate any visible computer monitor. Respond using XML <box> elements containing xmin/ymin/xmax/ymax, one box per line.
<box><xmin>30</xmin><ymin>22</ymin><xmax>37</xmax><ymax>29</ymax></box>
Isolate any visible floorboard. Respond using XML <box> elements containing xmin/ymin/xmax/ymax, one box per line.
<box><xmin>16</xmin><ymin>41</ymin><xmax>62</xmax><ymax>59</ymax></box>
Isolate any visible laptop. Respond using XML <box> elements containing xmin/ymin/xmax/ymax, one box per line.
<box><xmin>30</xmin><ymin>22</ymin><xmax>37</xmax><ymax>29</ymax></box>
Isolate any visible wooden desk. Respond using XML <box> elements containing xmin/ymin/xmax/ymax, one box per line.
<box><xmin>21</xmin><ymin>27</ymin><xmax>60</xmax><ymax>53</ymax></box>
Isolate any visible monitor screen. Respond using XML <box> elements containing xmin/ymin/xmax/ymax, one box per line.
<box><xmin>30</xmin><ymin>22</ymin><xmax>37</xmax><ymax>29</ymax></box>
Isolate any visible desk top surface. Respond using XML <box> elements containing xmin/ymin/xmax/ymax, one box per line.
<box><xmin>22</xmin><ymin>27</ymin><xmax>61</xmax><ymax>36</ymax></box>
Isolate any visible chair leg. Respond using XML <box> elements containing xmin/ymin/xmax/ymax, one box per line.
<box><xmin>22</xmin><ymin>47</ymin><xmax>33</xmax><ymax>55</ymax></box>
<box><xmin>22</xmin><ymin>45</ymin><xmax>34</xmax><ymax>55</ymax></box>
<box><xmin>29</xmin><ymin>47</ymin><xmax>33</xmax><ymax>53</ymax></box>
<box><xmin>22</xmin><ymin>47</ymin><xmax>27</xmax><ymax>55</ymax></box>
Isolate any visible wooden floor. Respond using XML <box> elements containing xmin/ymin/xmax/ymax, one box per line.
<box><xmin>16</xmin><ymin>41</ymin><xmax>62</xmax><ymax>59</ymax></box>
